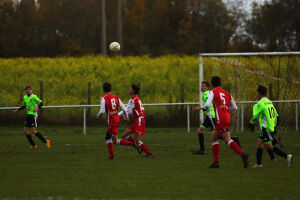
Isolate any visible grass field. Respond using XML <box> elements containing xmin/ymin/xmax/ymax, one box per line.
<box><xmin>0</xmin><ymin>126</ymin><xmax>299</xmax><ymax>200</ymax></box>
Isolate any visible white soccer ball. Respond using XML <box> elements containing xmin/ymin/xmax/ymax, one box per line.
<box><xmin>109</xmin><ymin>42</ymin><xmax>120</xmax><ymax>52</ymax></box>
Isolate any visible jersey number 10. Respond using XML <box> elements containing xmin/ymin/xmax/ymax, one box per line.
<box><xmin>268</xmin><ymin>107</ymin><xmax>276</xmax><ymax>118</ymax></box>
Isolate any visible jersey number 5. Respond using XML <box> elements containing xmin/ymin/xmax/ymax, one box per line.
<box><xmin>220</xmin><ymin>93</ymin><xmax>226</xmax><ymax>105</ymax></box>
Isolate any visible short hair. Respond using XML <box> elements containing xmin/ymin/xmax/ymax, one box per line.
<box><xmin>25</xmin><ymin>85</ymin><xmax>32</xmax><ymax>90</ymax></box>
<box><xmin>103</xmin><ymin>82</ymin><xmax>112</xmax><ymax>93</ymax></box>
<box><xmin>131</xmin><ymin>84</ymin><xmax>140</xmax><ymax>95</ymax></box>
<box><xmin>257</xmin><ymin>85</ymin><xmax>267</xmax><ymax>96</ymax></box>
<box><xmin>211</xmin><ymin>76</ymin><xmax>221</xmax><ymax>87</ymax></box>
<box><xmin>202</xmin><ymin>81</ymin><xmax>210</xmax><ymax>88</ymax></box>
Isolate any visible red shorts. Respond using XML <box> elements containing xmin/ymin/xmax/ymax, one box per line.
<box><xmin>215</xmin><ymin>124</ymin><xmax>230</xmax><ymax>135</ymax></box>
<box><xmin>129</xmin><ymin>117</ymin><xmax>145</xmax><ymax>135</ymax></box>
<box><xmin>108</xmin><ymin>126</ymin><xmax>118</xmax><ymax>136</ymax></box>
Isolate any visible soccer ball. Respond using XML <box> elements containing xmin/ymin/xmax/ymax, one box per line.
<box><xmin>109</xmin><ymin>42</ymin><xmax>120</xmax><ymax>52</ymax></box>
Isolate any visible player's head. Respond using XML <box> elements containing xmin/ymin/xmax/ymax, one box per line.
<box><xmin>130</xmin><ymin>84</ymin><xmax>140</xmax><ymax>95</ymax></box>
<box><xmin>103</xmin><ymin>82</ymin><xmax>112</xmax><ymax>93</ymax></box>
<box><xmin>25</xmin><ymin>85</ymin><xmax>32</xmax><ymax>95</ymax></box>
<box><xmin>201</xmin><ymin>81</ymin><xmax>210</xmax><ymax>92</ymax></box>
<box><xmin>257</xmin><ymin>85</ymin><xmax>267</xmax><ymax>98</ymax></box>
<box><xmin>211</xmin><ymin>76</ymin><xmax>221</xmax><ymax>87</ymax></box>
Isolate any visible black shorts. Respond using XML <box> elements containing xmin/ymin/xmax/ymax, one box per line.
<box><xmin>24</xmin><ymin>115</ymin><xmax>38</xmax><ymax>127</ymax></box>
<box><xmin>259</xmin><ymin>127</ymin><xmax>273</xmax><ymax>144</ymax></box>
<box><xmin>201</xmin><ymin>116</ymin><xmax>215</xmax><ymax>130</ymax></box>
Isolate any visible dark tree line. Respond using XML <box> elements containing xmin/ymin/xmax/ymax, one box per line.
<box><xmin>0</xmin><ymin>0</ymin><xmax>299</xmax><ymax>57</ymax></box>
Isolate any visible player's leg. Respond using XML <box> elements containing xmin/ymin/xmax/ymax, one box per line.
<box><xmin>122</xmin><ymin>127</ymin><xmax>135</xmax><ymax>142</ymax></box>
<box><xmin>222</xmin><ymin>131</ymin><xmax>248</xmax><ymax>168</ymax></box>
<box><xmin>209</xmin><ymin>130</ymin><xmax>220</xmax><ymax>168</ymax></box>
<box><xmin>192</xmin><ymin>126</ymin><xmax>206</xmax><ymax>154</ymax></box>
<box><xmin>24</xmin><ymin>126</ymin><xmax>36</xmax><ymax>148</ymax></box>
<box><xmin>135</xmin><ymin>133</ymin><xmax>152</xmax><ymax>157</ymax></box>
<box><xmin>253</xmin><ymin>139</ymin><xmax>263</xmax><ymax>168</ymax></box>
<box><xmin>135</xmin><ymin>118</ymin><xmax>152</xmax><ymax>157</ymax></box>
<box><xmin>31</xmin><ymin>127</ymin><xmax>50</xmax><ymax>148</ymax></box>
<box><xmin>105</xmin><ymin>130</ymin><xmax>114</xmax><ymax>160</ymax></box>
<box><xmin>112</xmin><ymin>127</ymin><xmax>133</xmax><ymax>146</ymax></box>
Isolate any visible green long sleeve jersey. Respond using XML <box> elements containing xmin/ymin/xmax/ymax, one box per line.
<box><xmin>23</xmin><ymin>94</ymin><xmax>42</xmax><ymax>116</ymax></box>
<box><xmin>203</xmin><ymin>91</ymin><xmax>215</xmax><ymax>118</ymax></box>
<box><xmin>250</xmin><ymin>97</ymin><xmax>278</xmax><ymax>132</ymax></box>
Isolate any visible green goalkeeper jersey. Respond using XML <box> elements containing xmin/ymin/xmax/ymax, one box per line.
<box><xmin>250</xmin><ymin>97</ymin><xmax>278</xmax><ymax>132</ymax></box>
<box><xmin>23</xmin><ymin>94</ymin><xmax>42</xmax><ymax>116</ymax></box>
<box><xmin>203</xmin><ymin>91</ymin><xmax>215</xmax><ymax>118</ymax></box>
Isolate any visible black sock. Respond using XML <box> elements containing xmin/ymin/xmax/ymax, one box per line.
<box><xmin>256</xmin><ymin>148</ymin><xmax>263</xmax><ymax>165</ymax></box>
<box><xmin>273</xmin><ymin>147</ymin><xmax>287</xmax><ymax>159</ymax></box>
<box><xmin>198</xmin><ymin>134</ymin><xmax>205</xmax><ymax>151</ymax></box>
<box><xmin>267</xmin><ymin>149</ymin><xmax>276</xmax><ymax>160</ymax></box>
<box><xmin>272</xmin><ymin>139</ymin><xmax>278</xmax><ymax>146</ymax></box>
<box><xmin>26</xmin><ymin>134</ymin><xmax>35</xmax><ymax>146</ymax></box>
<box><xmin>35</xmin><ymin>132</ymin><xmax>47</xmax><ymax>144</ymax></box>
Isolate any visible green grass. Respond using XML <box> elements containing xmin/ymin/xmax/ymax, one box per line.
<box><xmin>0</xmin><ymin>126</ymin><xmax>299</xmax><ymax>200</ymax></box>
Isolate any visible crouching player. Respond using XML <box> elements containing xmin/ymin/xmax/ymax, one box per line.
<box><xmin>119</xmin><ymin>84</ymin><xmax>153</xmax><ymax>158</ymax></box>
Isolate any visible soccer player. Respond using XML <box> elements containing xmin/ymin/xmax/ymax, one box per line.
<box><xmin>12</xmin><ymin>85</ymin><xmax>50</xmax><ymax>149</ymax></box>
<box><xmin>193</xmin><ymin>81</ymin><xmax>215</xmax><ymax>154</ymax></box>
<box><xmin>200</xmin><ymin>76</ymin><xmax>248</xmax><ymax>168</ymax></box>
<box><xmin>97</xmin><ymin>82</ymin><xmax>135</xmax><ymax>160</ymax></box>
<box><xmin>248</xmin><ymin>85</ymin><xmax>293</xmax><ymax>168</ymax></box>
<box><xmin>119</xmin><ymin>84</ymin><xmax>153</xmax><ymax>157</ymax></box>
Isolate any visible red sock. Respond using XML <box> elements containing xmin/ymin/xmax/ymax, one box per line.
<box><xmin>124</xmin><ymin>135</ymin><xmax>135</xmax><ymax>142</ymax></box>
<box><xmin>138</xmin><ymin>141</ymin><xmax>152</xmax><ymax>155</ymax></box>
<box><xmin>229</xmin><ymin>140</ymin><xmax>243</xmax><ymax>157</ymax></box>
<box><xmin>107</xmin><ymin>141</ymin><xmax>114</xmax><ymax>158</ymax></box>
<box><xmin>212</xmin><ymin>142</ymin><xmax>219</xmax><ymax>163</ymax></box>
<box><xmin>117</xmin><ymin>139</ymin><xmax>133</xmax><ymax>146</ymax></box>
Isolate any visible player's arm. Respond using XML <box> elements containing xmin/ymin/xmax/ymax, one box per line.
<box><xmin>229</xmin><ymin>96</ymin><xmax>237</xmax><ymax>111</ymax></box>
<box><xmin>202</xmin><ymin>91</ymin><xmax>214</xmax><ymax>111</ymax></box>
<box><xmin>97</xmin><ymin>98</ymin><xmax>106</xmax><ymax>118</ymax></box>
<box><xmin>119</xmin><ymin>98</ymin><xmax>129</xmax><ymax>121</ymax></box>
<box><xmin>12</xmin><ymin>98</ymin><xmax>26</xmax><ymax>113</ymax></box>
<box><xmin>33</xmin><ymin>96</ymin><xmax>43</xmax><ymax>112</ymax></box>
<box><xmin>118</xmin><ymin>99</ymin><xmax>134</xmax><ymax>119</ymax></box>
<box><xmin>248</xmin><ymin>103</ymin><xmax>260</xmax><ymax>132</ymax></box>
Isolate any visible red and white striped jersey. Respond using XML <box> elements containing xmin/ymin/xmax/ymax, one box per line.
<box><xmin>203</xmin><ymin>87</ymin><xmax>237</xmax><ymax>126</ymax></box>
<box><xmin>97</xmin><ymin>93</ymin><xmax>127</xmax><ymax>127</ymax></box>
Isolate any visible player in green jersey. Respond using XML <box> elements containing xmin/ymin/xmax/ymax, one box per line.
<box><xmin>248</xmin><ymin>85</ymin><xmax>292</xmax><ymax>168</ymax></box>
<box><xmin>193</xmin><ymin>81</ymin><xmax>241</xmax><ymax>154</ymax></box>
<box><xmin>193</xmin><ymin>81</ymin><xmax>216</xmax><ymax>154</ymax></box>
<box><xmin>12</xmin><ymin>85</ymin><xmax>50</xmax><ymax>149</ymax></box>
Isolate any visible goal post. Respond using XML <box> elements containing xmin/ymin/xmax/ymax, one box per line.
<box><xmin>199</xmin><ymin>52</ymin><xmax>300</xmax><ymax>132</ymax></box>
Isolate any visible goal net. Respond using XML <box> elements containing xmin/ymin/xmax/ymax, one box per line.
<box><xmin>199</xmin><ymin>52</ymin><xmax>300</xmax><ymax>133</ymax></box>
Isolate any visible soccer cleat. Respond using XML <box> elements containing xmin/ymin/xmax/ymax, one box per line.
<box><xmin>192</xmin><ymin>150</ymin><xmax>206</xmax><ymax>155</ymax></box>
<box><xmin>242</xmin><ymin>153</ymin><xmax>249</xmax><ymax>168</ymax></box>
<box><xmin>252</xmin><ymin>164</ymin><xmax>263</xmax><ymax>168</ymax></box>
<box><xmin>29</xmin><ymin>145</ymin><xmax>37</xmax><ymax>149</ymax></box>
<box><xmin>133</xmin><ymin>141</ymin><xmax>142</xmax><ymax>154</ymax></box>
<box><xmin>287</xmin><ymin>154</ymin><xmax>293</xmax><ymax>167</ymax></box>
<box><xmin>146</xmin><ymin>154</ymin><xmax>154</xmax><ymax>158</ymax></box>
<box><xmin>271</xmin><ymin>158</ymin><xmax>277</xmax><ymax>162</ymax></box>
<box><xmin>208</xmin><ymin>162</ymin><xmax>219</xmax><ymax>168</ymax></box>
<box><xmin>109</xmin><ymin>156</ymin><xmax>114</xmax><ymax>160</ymax></box>
<box><xmin>46</xmin><ymin>140</ymin><xmax>51</xmax><ymax>149</ymax></box>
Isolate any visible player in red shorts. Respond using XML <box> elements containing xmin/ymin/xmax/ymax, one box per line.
<box><xmin>97</xmin><ymin>82</ymin><xmax>135</xmax><ymax>160</ymax></box>
<box><xmin>201</xmin><ymin>76</ymin><xmax>248</xmax><ymax>168</ymax></box>
<box><xmin>119</xmin><ymin>84</ymin><xmax>153</xmax><ymax>157</ymax></box>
